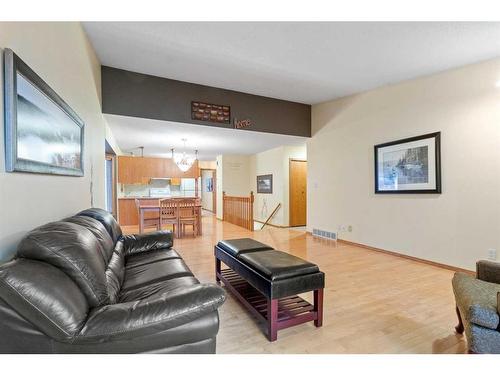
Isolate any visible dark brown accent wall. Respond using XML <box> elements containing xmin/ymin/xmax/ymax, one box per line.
<box><xmin>101</xmin><ymin>66</ymin><xmax>311</xmax><ymax>137</ymax></box>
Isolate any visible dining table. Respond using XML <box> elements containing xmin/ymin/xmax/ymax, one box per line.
<box><xmin>138</xmin><ymin>199</ymin><xmax>203</xmax><ymax>235</ymax></box>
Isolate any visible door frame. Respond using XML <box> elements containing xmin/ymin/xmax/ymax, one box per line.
<box><xmin>200</xmin><ymin>168</ymin><xmax>217</xmax><ymax>215</ymax></box>
<box><xmin>105</xmin><ymin>153</ymin><xmax>117</xmax><ymax>218</ymax></box>
<box><xmin>289</xmin><ymin>158</ymin><xmax>307</xmax><ymax>227</ymax></box>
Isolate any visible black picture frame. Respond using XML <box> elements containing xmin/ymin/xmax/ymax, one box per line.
<box><xmin>257</xmin><ymin>174</ymin><xmax>273</xmax><ymax>194</ymax></box>
<box><xmin>4</xmin><ymin>48</ymin><xmax>85</xmax><ymax>176</ymax></box>
<box><xmin>374</xmin><ymin>132</ymin><xmax>441</xmax><ymax>194</ymax></box>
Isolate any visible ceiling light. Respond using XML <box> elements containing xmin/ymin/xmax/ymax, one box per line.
<box><xmin>171</xmin><ymin>139</ymin><xmax>198</xmax><ymax>172</ymax></box>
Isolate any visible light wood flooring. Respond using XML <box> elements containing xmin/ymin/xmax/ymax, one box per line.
<box><xmin>122</xmin><ymin>215</ymin><xmax>467</xmax><ymax>354</ymax></box>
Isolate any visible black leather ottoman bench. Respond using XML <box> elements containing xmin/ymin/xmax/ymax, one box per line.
<box><xmin>214</xmin><ymin>238</ymin><xmax>325</xmax><ymax>341</ymax></box>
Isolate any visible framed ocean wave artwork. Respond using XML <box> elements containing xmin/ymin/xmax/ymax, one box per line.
<box><xmin>4</xmin><ymin>48</ymin><xmax>84</xmax><ymax>176</ymax></box>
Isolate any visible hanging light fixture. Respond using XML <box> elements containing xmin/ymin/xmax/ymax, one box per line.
<box><xmin>171</xmin><ymin>139</ymin><xmax>197</xmax><ymax>172</ymax></box>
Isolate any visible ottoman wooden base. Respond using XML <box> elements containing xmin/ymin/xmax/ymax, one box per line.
<box><xmin>216</xmin><ymin>263</ymin><xmax>323</xmax><ymax>341</ymax></box>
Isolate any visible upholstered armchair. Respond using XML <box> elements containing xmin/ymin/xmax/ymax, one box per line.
<box><xmin>452</xmin><ymin>260</ymin><xmax>500</xmax><ymax>353</ymax></box>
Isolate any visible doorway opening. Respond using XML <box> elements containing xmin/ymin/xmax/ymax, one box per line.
<box><xmin>200</xmin><ymin>168</ymin><xmax>216</xmax><ymax>215</ymax></box>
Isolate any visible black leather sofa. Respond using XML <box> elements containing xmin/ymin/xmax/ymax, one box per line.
<box><xmin>0</xmin><ymin>208</ymin><xmax>225</xmax><ymax>353</ymax></box>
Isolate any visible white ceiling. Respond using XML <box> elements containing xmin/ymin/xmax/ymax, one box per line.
<box><xmin>84</xmin><ymin>22</ymin><xmax>500</xmax><ymax>104</ymax></box>
<box><xmin>105</xmin><ymin>114</ymin><xmax>307</xmax><ymax>160</ymax></box>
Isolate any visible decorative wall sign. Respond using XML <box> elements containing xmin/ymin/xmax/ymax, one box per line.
<box><xmin>257</xmin><ymin>174</ymin><xmax>273</xmax><ymax>194</ymax></box>
<box><xmin>3</xmin><ymin>49</ymin><xmax>85</xmax><ymax>176</ymax></box>
<box><xmin>191</xmin><ymin>101</ymin><xmax>230</xmax><ymax>124</ymax></box>
<box><xmin>374</xmin><ymin>132</ymin><xmax>441</xmax><ymax>194</ymax></box>
<box><xmin>234</xmin><ymin>118</ymin><xmax>252</xmax><ymax>129</ymax></box>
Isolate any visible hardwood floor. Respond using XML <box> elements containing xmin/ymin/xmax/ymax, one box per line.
<box><xmin>122</xmin><ymin>215</ymin><xmax>467</xmax><ymax>354</ymax></box>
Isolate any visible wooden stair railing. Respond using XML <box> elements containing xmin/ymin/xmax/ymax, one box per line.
<box><xmin>222</xmin><ymin>191</ymin><xmax>254</xmax><ymax>231</ymax></box>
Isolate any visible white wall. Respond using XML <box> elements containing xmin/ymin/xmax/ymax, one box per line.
<box><xmin>220</xmin><ymin>154</ymin><xmax>252</xmax><ymax>197</ymax></box>
<box><xmin>216</xmin><ymin>154</ymin><xmax>252</xmax><ymax>219</ymax></box>
<box><xmin>0</xmin><ymin>22</ymin><xmax>106</xmax><ymax>261</ymax></box>
<box><xmin>308</xmin><ymin>58</ymin><xmax>500</xmax><ymax>270</ymax></box>
<box><xmin>250</xmin><ymin>145</ymin><xmax>306</xmax><ymax>226</ymax></box>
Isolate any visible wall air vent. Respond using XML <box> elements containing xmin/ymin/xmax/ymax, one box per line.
<box><xmin>312</xmin><ymin>228</ymin><xmax>337</xmax><ymax>240</ymax></box>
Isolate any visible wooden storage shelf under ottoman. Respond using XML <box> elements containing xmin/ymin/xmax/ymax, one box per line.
<box><xmin>214</xmin><ymin>238</ymin><xmax>325</xmax><ymax>341</ymax></box>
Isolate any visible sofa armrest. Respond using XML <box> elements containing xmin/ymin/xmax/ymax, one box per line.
<box><xmin>76</xmin><ymin>284</ymin><xmax>225</xmax><ymax>343</ymax></box>
<box><xmin>477</xmin><ymin>260</ymin><xmax>500</xmax><ymax>284</ymax></box>
<box><xmin>452</xmin><ymin>272</ymin><xmax>500</xmax><ymax>330</ymax></box>
<box><xmin>122</xmin><ymin>230</ymin><xmax>174</xmax><ymax>256</ymax></box>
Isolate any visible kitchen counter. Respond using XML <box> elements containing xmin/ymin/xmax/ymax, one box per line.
<box><xmin>118</xmin><ymin>196</ymin><xmax>198</xmax><ymax>226</ymax></box>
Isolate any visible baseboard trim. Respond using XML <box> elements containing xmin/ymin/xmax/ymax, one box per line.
<box><xmin>336</xmin><ymin>239</ymin><xmax>475</xmax><ymax>275</ymax></box>
<box><xmin>253</xmin><ymin>219</ymin><xmax>288</xmax><ymax>229</ymax></box>
<box><xmin>218</xmin><ymin>218</ymin><xmax>288</xmax><ymax>229</ymax></box>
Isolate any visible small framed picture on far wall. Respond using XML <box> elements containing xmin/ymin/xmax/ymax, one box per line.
<box><xmin>257</xmin><ymin>174</ymin><xmax>273</xmax><ymax>194</ymax></box>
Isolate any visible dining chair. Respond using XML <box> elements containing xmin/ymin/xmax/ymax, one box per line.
<box><xmin>160</xmin><ymin>199</ymin><xmax>179</xmax><ymax>237</ymax></box>
<box><xmin>178</xmin><ymin>199</ymin><xmax>198</xmax><ymax>237</ymax></box>
<box><xmin>135</xmin><ymin>199</ymin><xmax>160</xmax><ymax>233</ymax></box>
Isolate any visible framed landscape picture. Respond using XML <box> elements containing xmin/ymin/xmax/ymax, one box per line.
<box><xmin>257</xmin><ymin>174</ymin><xmax>273</xmax><ymax>194</ymax></box>
<box><xmin>374</xmin><ymin>132</ymin><xmax>441</xmax><ymax>194</ymax></box>
<box><xmin>4</xmin><ymin>49</ymin><xmax>85</xmax><ymax>176</ymax></box>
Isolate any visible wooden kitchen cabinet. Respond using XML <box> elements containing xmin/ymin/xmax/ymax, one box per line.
<box><xmin>152</xmin><ymin>158</ymin><xmax>165</xmax><ymax>177</ymax></box>
<box><xmin>118</xmin><ymin>157</ymin><xmax>146</xmax><ymax>183</ymax></box>
<box><xmin>118</xmin><ymin>156</ymin><xmax>200</xmax><ymax>183</ymax></box>
<box><xmin>118</xmin><ymin>198</ymin><xmax>160</xmax><ymax>225</ymax></box>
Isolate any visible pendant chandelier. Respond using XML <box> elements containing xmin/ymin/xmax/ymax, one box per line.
<box><xmin>171</xmin><ymin>139</ymin><xmax>198</xmax><ymax>172</ymax></box>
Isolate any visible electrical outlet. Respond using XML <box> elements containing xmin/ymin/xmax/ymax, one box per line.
<box><xmin>348</xmin><ymin>225</ymin><xmax>353</xmax><ymax>232</ymax></box>
<box><xmin>488</xmin><ymin>249</ymin><xmax>497</xmax><ymax>261</ymax></box>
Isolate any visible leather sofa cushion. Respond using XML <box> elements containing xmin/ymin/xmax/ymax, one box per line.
<box><xmin>119</xmin><ymin>276</ymin><xmax>200</xmax><ymax>302</ymax></box>
<box><xmin>123</xmin><ymin>231</ymin><xmax>174</xmax><ymax>256</ymax></box>
<box><xmin>17</xmin><ymin>221</ymin><xmax>109</xmax><ymax>307</ymax></box>
<box><xmin>217</xmin><ymin>238</ymin><xmax>272</xmax><ymax>258</ymax></box>
<box><xmin>64</xmin><ymin>216</ymin><xmax>115</xmax><ymax>264</ymax></box>
<box><xmin>239</xmin><ymin>250</ymin><xmax>320</xmax><ymax>281</ymax></box>
<box><xmin>54</xmin><ymin>312</ymin><xmax>219</xmax><ymax>353</ymax></box>
<box><xmin>77</xmin><ymin>284</ymin><xmax>225</xmax><ymax>343</ymax></box>
<box><xmin>122</xmin><ymin>258</ymin><xmax>193</xmax><ymax>291</ymax></box>
<box><xmin>125</xmin><ymin>248</ymin><xmax>182</xmax><ymax>269</ymax></box>
<box><xmin>77</xmin><ymin>208</ymin><xmax>122</xmax><ymax>243</ymax></box>
<box><xmin>106</xmin><ymin>241</ymin><xmax>126</xmax><ymax>304</ymax></box>
<box><xmin>0</xmin><ymin>259</ymin><xmax>88</xmax><ymax>341</ymax></box>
